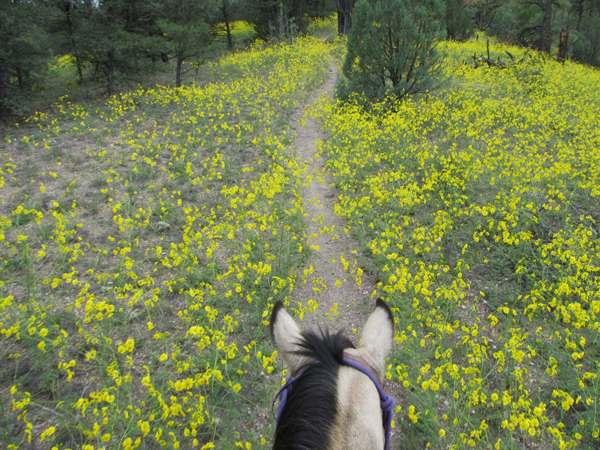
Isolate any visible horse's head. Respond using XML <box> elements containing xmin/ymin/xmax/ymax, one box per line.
<box><xmin>270</xmin><ymin>299</ymin><xmax>395</xmax><ymax>450</ymax></box>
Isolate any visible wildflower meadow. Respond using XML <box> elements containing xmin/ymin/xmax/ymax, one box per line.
<box><xmin>1</xmin><ymin>20</ymin><xmax>600</xmax><ymax>450</ymax></box>
<box><xmin>317</xmin><ymin>39</ymin><xmax>600</xmax><ymax>449</ymax></box>
<box><xmin>1</xmin><ymin>34</ymin><xmax>333</xmax><ymax>449</ymax></box>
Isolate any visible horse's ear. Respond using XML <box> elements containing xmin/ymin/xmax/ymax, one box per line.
<box><xmin>270</xmin><ymin>301</ymin><xmax>310</xmax><ymax>375</ymax></box>
<box><xmin>359</xmin><ymin>299</ymin><xmax>395</xmax><ymax>375</ymax></box>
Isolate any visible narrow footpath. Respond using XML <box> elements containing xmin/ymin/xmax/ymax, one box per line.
<box><xmin>259</xmin><ymin>53</ymin><xmax>399</xmax><ymax>448</ymax></box>
<box><xmin>291</xmin><ymin>61</ymin><xmax>378</xmax><ymax>333</ymax></box>
<box><xmin>288</xmin><ymin>54</ymin><xmax>400</xmax><ymax>447</ymax></box>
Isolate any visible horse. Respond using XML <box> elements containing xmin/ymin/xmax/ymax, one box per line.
<box><xmin>269</xmin><ymin>299</ymin><xmax>395</xmax><ymax>450</ymax></box>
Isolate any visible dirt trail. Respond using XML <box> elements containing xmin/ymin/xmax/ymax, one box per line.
<box><xmin>263</xmin><ymin>53</ymin><xmax>400</xmax><ymax>448</ymax></box>
<box><xmin>290</xmin><ymin>60</ymin><xmax>378</xmax><ymax>335</ymax></box>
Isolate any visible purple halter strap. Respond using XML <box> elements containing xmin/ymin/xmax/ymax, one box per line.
<box><xmin>275</xmin><ymin>356</ymin><xmax>395</xmax><ymax>450</ymax></box>
<box><xmin>275</xmin><ymin>365</ymin><xmax>312</xmax><ymax>430</ymax></box>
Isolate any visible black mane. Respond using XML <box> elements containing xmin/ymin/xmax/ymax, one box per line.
<box><xmin>273</xmin><ymin>329</ymin><xmax>355</xmax><ymax>450</ymax></box>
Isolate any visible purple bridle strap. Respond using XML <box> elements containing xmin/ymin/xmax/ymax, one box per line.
<box><xmin>275</xmin><ymin>359</ymin><xmax>395</xmax><ymax>450</ymax></box>
<box><xmin>275</xmin><ymin>365</ymin><xmax>313</xmax><ymax>429</ymax></box>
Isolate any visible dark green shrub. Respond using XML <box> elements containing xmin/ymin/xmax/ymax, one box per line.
<box><xmin>340</xmin><ymin>0</ymin><xmax>444</xmax><ymax>102</ymax></box>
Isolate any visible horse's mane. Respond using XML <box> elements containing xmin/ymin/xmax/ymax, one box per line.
<box><xmin>273</xmin><ymin>329</ymin><xmax>355</xmax><ymax>450</ymax></box>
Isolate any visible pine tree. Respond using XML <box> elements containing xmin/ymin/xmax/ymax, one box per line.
<box><xmin>158</xmin><ymin>0</ymin><xmax>217</xmax><ymax>87</ymax></box>
<box><xmin>247</xmin><ymin>0</ymin><xmax>307</xmax><ymax>38</ymax></box>
<box><xmin>446</xmin><ymin>0</ymin><xmax>475</xmax><ymax>41</ymax></box>
<box><xmin>74</xmin><ymin>0</ymin><xmax>164</xmax><ymax>94</ymax></box>
<box><xmin>219</xmin><ymin>0</ymin><xmax>235</xmax><ymax>49</ymax></box>
<box><xmin>340</xmin><ymin>0</ymin><xmax>444</xmax><ymax>102</ymax></box>
<box><xmin>571</xmin><ymin>3</ymin><xmax>600</xmax><ymax>66</ymax></box>
<box><xmin>0</xmin><ymin>1</ymin><xmax>52</xmax><ymax>116</ymax></box>
<box><xmin>45</xmin><ymin>0</ymin><xmax>91</xmax><ymax>83</ymax></box>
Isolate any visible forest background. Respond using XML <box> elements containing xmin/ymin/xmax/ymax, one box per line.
<box><xmin>1</xmin><ymin>0</ymin><xmax>600</xmax><ymax>118</ymax></box>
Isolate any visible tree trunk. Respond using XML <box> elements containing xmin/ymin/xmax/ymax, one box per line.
<box><xmin>64</xmin><ymin>2</ymin><xmax>85</xmax><ymax>83</ymax></box>
<box><xmin>336</xmin><ymin>0</ymin><xmax>353</xmax><ymax>35</ymax></box>
<box><xmin>106</xmin><ymin>69</ymin><xmax>114</xmax><ymax>95</ymax></box>
<box><xmin>16</xmin><ymin>67</ymin><xmax>24</xmax><ymax>91</ymax></box>
<box><xmin>75</xmin><ymin>56</ymin><xmax>84</xmax><ymax>82</ymax></box>
<box><xmin>446</xmin><ymin>0</ymin><xmax>454</xmax><ymax>39</ymax></box>
<box><xmin>222</xmin><ymin>0</ymin><xmax>233</xmax><ymax>49</ymax></box>
<box><xmin>557</xmin><ymin>28</ymin><xmax>568</xmax><ymax>63</ymax></box>
<box><xmin>225</xmin><ymin>19</ymin><xmax>233</xmax><ymax>49</ymax></box>
<box><xmin>542</xmin><ymin>0</ymin><xmax>552</xmax><ymax>54</ymax></box>
<box><xmin>176</xmin><ymin>57</ymin><xmax>183</xmax><ymax>87</ymax></box>
<box><xmin>577</xmin><ymin>0</ymin><xmax>585</xmax><ymax>30</ymax></box>
<box><xmin>105</xmin><ymin>52</ymin><xmax>115</xmax><ymax>95</ymax></box>
<box><xmin>0</xmin><ymin>60</ymin><xmax>11</xmax><ymax>116</ymax></box>
<box><xmin>297</xmin><ymin>0</ymin><xmax>304</xmax><ymax>33</ymax></box>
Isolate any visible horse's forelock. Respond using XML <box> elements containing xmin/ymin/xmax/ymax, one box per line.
<box><xmin>273</xmin><ymin>329</ymin><xmax>355</xmax><ymax>450</ymax></box>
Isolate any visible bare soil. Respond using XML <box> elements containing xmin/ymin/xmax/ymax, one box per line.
<box><xmin>291</xmin><ymin>63</ymin><xmax>378</xmax><ymax>336</ymax></box>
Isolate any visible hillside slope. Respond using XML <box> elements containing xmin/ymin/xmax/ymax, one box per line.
<box><xmin>318</xmin><ymin>38</ymin><xmax>600</xmax><ymax>449</ymax></box>
<box><xmin>0</xmin><ymin>36</ymin><xmax>336</xmax><ymax>449</ymax></box>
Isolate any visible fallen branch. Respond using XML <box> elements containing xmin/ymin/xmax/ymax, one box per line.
<box><xmin>472</xmin><ymin>39</ymin><xmax>508</xmax><ymax>68</ymax></box>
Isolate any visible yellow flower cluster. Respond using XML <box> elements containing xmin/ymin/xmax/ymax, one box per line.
<box><xmin>317</xmin><ymin>38</ymin><xmax>600</xmax><ymax>449</ymax></box>
<box><xmin>1</xmin><ymin>34</ymin><xmax>334</xmax><ymax>449</ymax></box>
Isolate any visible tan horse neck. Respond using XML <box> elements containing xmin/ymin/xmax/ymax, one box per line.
<box><xmin>330</xmin><ymin>348</ymin><xmax>386</xmax><ymax>450</ymax></box>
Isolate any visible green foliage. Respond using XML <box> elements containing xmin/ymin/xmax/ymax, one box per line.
<box><xmin>0</xmin><ymin>1</ymin><xmax>52</xmax><ymax>117</ymax></box>
<box><xmin>74</xmin><ymin>0</ymin><xmax>165</xmax><ymax>94</ymax></box>
<box><xmin>339</xmin><ymin>0</ymin><xmax>444</xmax><ymax>102</ymax></box>
<box><xmin>159</xmin><ymin>18</ymin><xmax>211</xmax><ymax>56</ymax></box>
<box><xmin>485</xmin><ymin>1</ymin><xmax>520</xmax><ymax>42</ymax></box>
<box><xmin>482</xmin><ymin>0</ymin><xmax>549</xmax><ymax>49</ymax></box>
<box><xmin>158</xmin><ymin>0</ymin><xmax>217</xmax><ymax>86</ymax></box>
<box><xmin>44</xmin><ymin>0</ymin><xmax>92</xmax><ymax>83</ymax></box>
<box><xmin>247</xmin><ymin>0</ymin><xmax>318</xmax><ymax>38</ymax></box>
<box><xmin>0</xmin><ymin>0</ymin><xmax>255</xmax><ymax>119</ymax></box>
<box><xmin>477</xmin><ymin>0</ymin><xmax>600</xmax><ymax>68</ymax></box>
<box><xmin>571</xmin><ymin>9</ymin><xmax>600</xmax><ymax>66</ymax></box>
<box><xmin>445</xmin><ymin>0</ymin><xmax>475</xmax><ymax>41</ymax></box>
